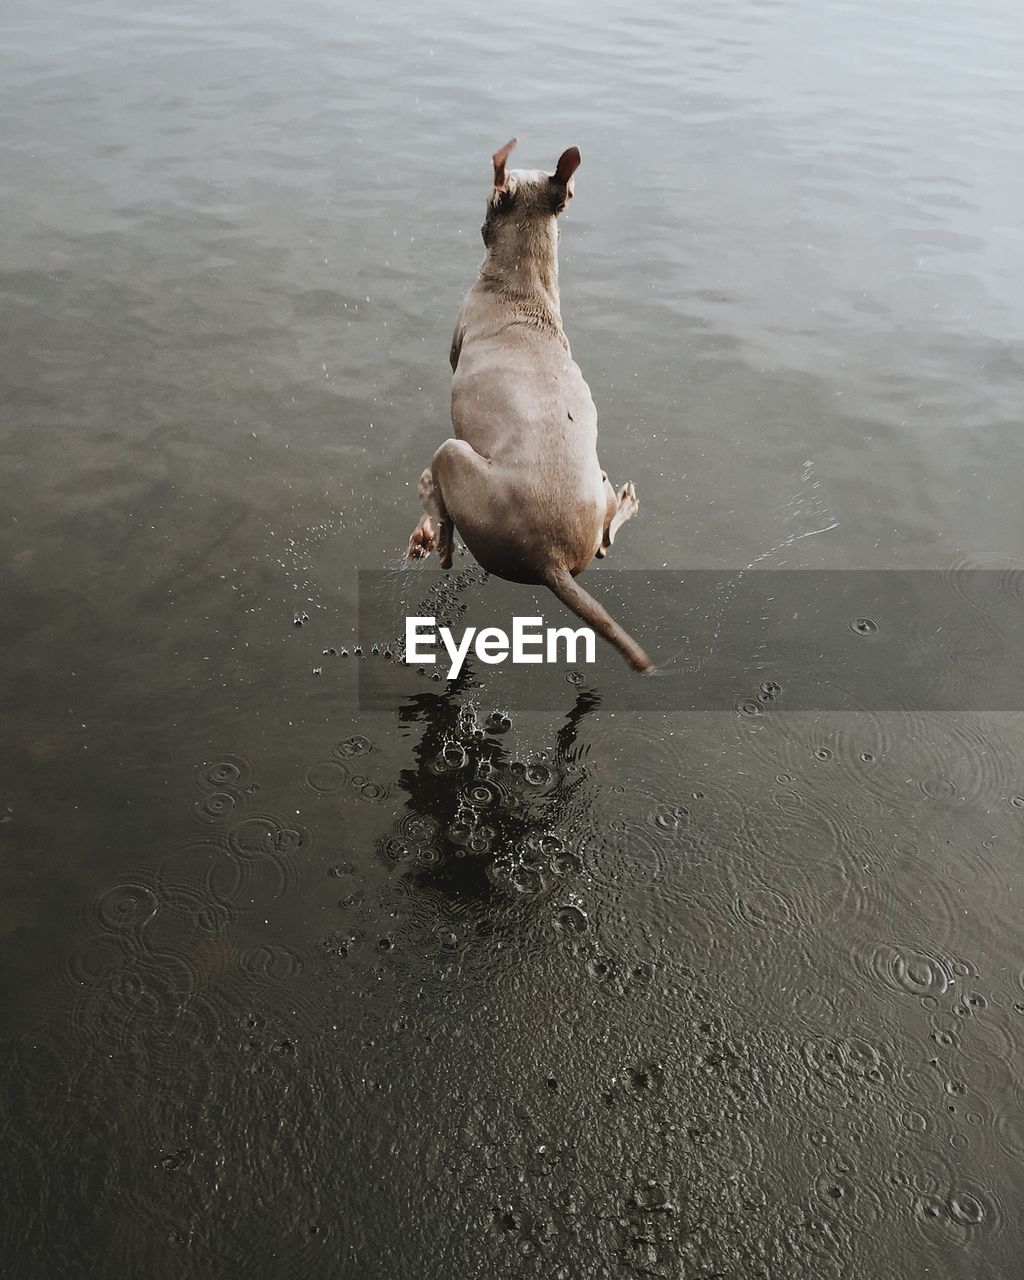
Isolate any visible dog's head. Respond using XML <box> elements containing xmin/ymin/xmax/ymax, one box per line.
<box><xmin>481</xmin><ymin>138</ymin><xmax>582</xmax><ymax>248</ymax></box>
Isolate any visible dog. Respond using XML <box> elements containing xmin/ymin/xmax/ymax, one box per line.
<box><xmin>407</xmin><ymin>138</ymin><xmax>653</xmax><ymax>674</ymax></box>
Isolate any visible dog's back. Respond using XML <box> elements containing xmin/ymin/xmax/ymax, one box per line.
<box><xmin>452</xmin><ymin>279</ymin><xmax>605</xmax><ymax>556</ymax></box>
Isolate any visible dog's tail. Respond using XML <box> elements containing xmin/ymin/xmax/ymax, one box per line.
<box><xmin>543</xmin><ymin>565</ymin><xmax>655</xmax><ymax>674</ymax></box>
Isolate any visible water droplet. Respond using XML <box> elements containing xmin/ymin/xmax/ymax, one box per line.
<box><xmin>553</xmin><ymin>905</ymin><xmax>588</xmax><ymax>935</ymax></box>
<box><xmin>949</xmin><ymin>1192</ymin><xmax>985</xmax><ymax>1226</ymax></box>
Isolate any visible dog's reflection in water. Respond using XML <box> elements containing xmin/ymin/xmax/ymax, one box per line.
<box><xmin>380</xmin><ymin>668</ymin><xmax>601</xmax><ymax>899</ymax></box>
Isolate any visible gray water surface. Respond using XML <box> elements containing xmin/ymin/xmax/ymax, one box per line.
<box><xmin>2</xmin><ymin>1</ymin><xmax>1023</xmax><ymax>1276</ymax></box>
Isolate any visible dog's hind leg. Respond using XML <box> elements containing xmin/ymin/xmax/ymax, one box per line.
<box><xmin>407</xmin><ymin>466</ymin><xmax>445</xmax><ymax>560</ymax></box>
<box><xmin>596</xmin><ymin>478</ymin><xmax>640</xmax><ymax>558</ymax></box>
<box><xmin>431</xmin><ymin>437</ymin><xmax>498</xmax><ymax>570</ymax></box>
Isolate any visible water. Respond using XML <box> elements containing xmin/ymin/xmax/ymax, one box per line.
<box><xmin>2</xmin><ymin>1</ymin><xmax>1023</xmax><ymax>1275</ymax></box>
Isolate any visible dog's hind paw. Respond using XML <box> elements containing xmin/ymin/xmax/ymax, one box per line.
<box><xmin>407</xmin><ymin>517</ymin><xmax>436</xmax><ymax>560</ymax></box>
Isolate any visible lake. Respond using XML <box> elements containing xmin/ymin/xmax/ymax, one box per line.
<box><xmin>2</xmin><ymin>1</ymin><xmax>1022</xmax><ymax>1275</ymax></box>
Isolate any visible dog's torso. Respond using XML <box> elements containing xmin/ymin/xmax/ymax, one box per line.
<box><xmin>448</xmin><ymin>281</ymin><xmax>606</xmax><ymax>574</ymax></box>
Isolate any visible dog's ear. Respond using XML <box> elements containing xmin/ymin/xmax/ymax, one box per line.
<box><xmin>492</xmin><ymin>137</ymin><xmax>517</xmax><ymax>192</ymax></box>
<box><xmin>552</xmin><ymin>146</ymin><xmax>581</xmax><ymax>197</ymax></box>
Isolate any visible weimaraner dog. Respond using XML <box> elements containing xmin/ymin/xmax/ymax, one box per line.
<box><xmin>407</xmin><ymin>138</ymin><xmax>653</xmax><ymax>674</ymax></box>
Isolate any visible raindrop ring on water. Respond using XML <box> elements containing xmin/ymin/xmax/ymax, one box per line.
<box><xmin>94</xmin><ymin>882</ymin><xmax>159</xmax><ymax>932</ymax></box>
<box><xmin>191</xmin><ymin>790</ymin><xmax>239</xmax><ymax>823</ymax></box>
